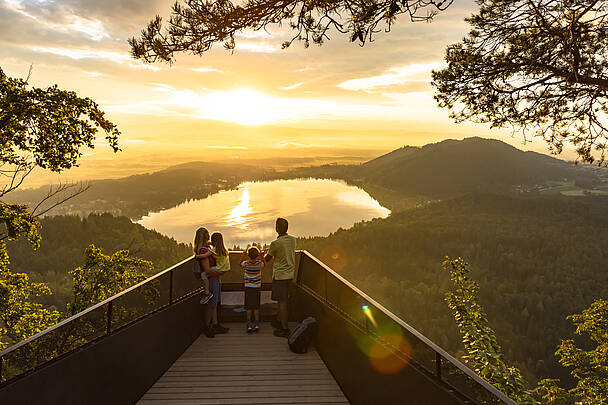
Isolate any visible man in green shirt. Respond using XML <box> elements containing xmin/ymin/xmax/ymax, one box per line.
<box><xmin>265</xmin><ymin>217</ymin><xmax>296</xmax><ymax>338</ymax></box>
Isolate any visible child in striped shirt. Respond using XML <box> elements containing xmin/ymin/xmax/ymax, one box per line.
<box><xmin>240</xmin><ymin>246</ymin><xmax>265</xmax><ymax>333</ymax></box>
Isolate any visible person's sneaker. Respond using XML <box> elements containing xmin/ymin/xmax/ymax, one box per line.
<box><xmin>202</xmin><ymin>326</ymin><xmax>215</xmax><ymax>338</ymax></box>
<box><xmin>199</xmin><ymin>293</ymin><xmax>213</xmax><ymax>305</ymax></box>
<box><xmin>246</xmin><ymin>322</ymin><xmax>254</xmax><ymax>334</ymax></box>
<box><xmin>270</xmin><ymin>317</ymin><xmax>282</xmax><ymax>330</ymax></box>
<box><xmin>253</xmin><ymin>322</ymin><xmax>260</xmax><ymax>333</ymax></box>
<box><xmin>212</xmin><ymin>324</ymin><xmax>230</xmax><ymax>334</ymax></box>
<box><xmin>273</xmin><ymin>328</ymin><xmax>290</xmax><ymax>338</ymax></box>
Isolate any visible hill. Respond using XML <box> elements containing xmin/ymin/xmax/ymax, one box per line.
<box><xmin>298</xmin><ymin>193</ymin><xmax>608</xmax><ymax>384</ymax></box>
<box><xmin>359</xmin><ymin>137</ymin><xmax>589</xmax><ymax>196</ymax></box>
<box><xmin>276</xmin><ymin>137</ymin><xmax>600</xmax><ymax>210</ymax></box>
<box><xmin>6</xmin><ymin>213</ymin><xmax>192</xmax><ymax>310</ymax></box>
<box><xmin>5</xmin><ymin>162</ymin><xmax>273</xmax><ymax>219</ymax></box>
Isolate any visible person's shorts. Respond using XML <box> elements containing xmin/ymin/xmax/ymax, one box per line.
<box><xmin>206</xmin><ymin>278</ymin><xmax>220</xmax><ymax>307</ymax></box>
<box><xmin>244</xmin><ymin>287</ymin><xmax>261</xmax><ymax>310</ymax></box>
<box><xmin>271</xmin><ymin>279</ymin><xmax>292</xmax><ymax>303</ymax></box>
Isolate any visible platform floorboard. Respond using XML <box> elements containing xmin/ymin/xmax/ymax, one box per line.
<box><xmin>138</xmin><ymin>323</ymin><xmax>349</xmax><ymax>404</ymax></box>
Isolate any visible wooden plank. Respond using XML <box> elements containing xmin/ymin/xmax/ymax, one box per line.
<box><xmin>138</xmin><ymin>323</ymin><xmax>349</xmax><ymax>404</ymax></box>
<box><xmin>152</xmin><ymin>379</ymin><xmax>337</xmax><ymax>387</ymax></box>
<box><xmin>141</xmin><ymin>391</ymin><xmax>347</xmax><ymax>399</ymax></box>
<box><xmin>146</xmin><ymin>385</ymin><xmax>342</xmax><ymax>393</ymax></box>
<box><xmin>156</xmin><ymin>374</ymin><xmax>333</xmax><ymax>382</ymax></box>
<box><xmin>139</xmin><ymin>397</ymin><xmax>348</xmax><ymax>404</ymax></box>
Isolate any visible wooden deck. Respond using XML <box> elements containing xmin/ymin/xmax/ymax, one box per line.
<box><xmin>138</xmin><ymin>323</ymin><xmax>349</xmax><ymax>404</ymax></box>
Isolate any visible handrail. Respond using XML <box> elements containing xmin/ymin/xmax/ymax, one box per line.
<box><xmin>2</xmin><ymin>250</ymin><xmax>517</xmax><ymax>405</ymax></box>
<box><xmin>298</xmin><ymin>250</ymin><xmax>518</xmax><ymax>405</ymax></box>
<box><xmin>0</xmin><ymin>255</ymin><xmax>194</xmax><ymax>359</ymax></box>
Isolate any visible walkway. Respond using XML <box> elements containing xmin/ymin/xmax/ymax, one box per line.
<box><xmin>138</xmin><ymin>323</ymin><xmax>349</xmax><ymax>404</ymax></box>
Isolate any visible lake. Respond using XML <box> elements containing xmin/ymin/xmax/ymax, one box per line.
<box><xmin>137</xmin><ymin>179</ymin><xmax>390</xmax><ymax>246</ymax></box>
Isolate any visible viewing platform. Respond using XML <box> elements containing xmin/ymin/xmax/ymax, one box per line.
<box><xmin>0</xmin><ymin>251</ymin><xmax>516</xmax><ymax>405</ymax></box>
<box><xmin>140</xmin><ymin>323</ymin><xmax>348</xmax><ymax>404</ymax></box>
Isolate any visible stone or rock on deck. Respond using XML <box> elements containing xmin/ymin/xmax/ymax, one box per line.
<box><xmin>138</xmin><ymin>323</ymin><xmax>349</xmax><ymax>404</ymax></box>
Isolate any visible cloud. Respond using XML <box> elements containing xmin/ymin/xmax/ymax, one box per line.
<box><xmin>234</xmin><ymin>41</ymin><xmax>280</xmax><ymax>53</ymax></box>
<box><xmin>276</xmin><ymin>142</ymin><xmax>328</xmax><ymax>149</ymax></box>
<box><xmin>281</xmin><ymin>82</ymin><xmax>304</xmax><ymax>91</ymax></box>
<box><xmin>1</xmin><ymin>1</ymin><xmax>111</xmax><ymax>41</ymax></box>
<box><xmin>32</xmin><ymin>46</ymin><xmax>159</xmax><ymax>70</ymax></box>
<box><xmin>337</xmin><ymin>62</ymin><xmax>446</xmax><ymax>91</ymax></box>
<box><xmin>103</xmin><ymin>85</ymin><xmax>450</xmax><ymax>125</ymax></box>
<box><xmin>189</xmin><ymin>67</ymin><xmax>223</xmax><ymax>73</ymax></box>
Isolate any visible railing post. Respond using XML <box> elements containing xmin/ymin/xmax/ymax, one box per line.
<box><xmin>169</xmin><ymin>269</ymin><xmax>174</xmax><ymax>305</ymax></box>
<box><xmin>436</xmin><ymin>352</ymin><xmax>442</xmax><ymax>380</ymax></box>
<box><xmin>324</xmin><ymin>267</ymin><xmax>328</xmax><ymax>302</ymax></box>
<box><xmin>106</xmin><ymin>300</ymin><xmax>113</xmax><ymax>335</ymax></box>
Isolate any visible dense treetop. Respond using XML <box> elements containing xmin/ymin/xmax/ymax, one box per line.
<box><xmin>129</xmin><ymin>0</ymin><xmax>452</xmax><ymax>63</ymax></box>
<box><xmin>432</xmin><ymin>0</ymin><xmax>608</xmax><ymax>164</ymax></box>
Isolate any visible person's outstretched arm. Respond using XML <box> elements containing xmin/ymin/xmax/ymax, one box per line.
<box><xmin>195</xmin><ymin>250</ymin><xmax>212</xmax><ymax>259</ymax></box>
<box><xmin>264</xmin><ymin>246</ymin><xmax>274</xmax><ymax>262</ymax></box>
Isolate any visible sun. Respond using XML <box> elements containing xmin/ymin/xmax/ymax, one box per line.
<box><xmin>200</xmin><ymin>88</ymin><xmax>279</xmax><ymax>126</ymax></box>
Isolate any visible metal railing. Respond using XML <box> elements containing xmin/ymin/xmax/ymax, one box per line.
<box><xmin>0</xmin><ymin>255</ymin><xmax>201</xmax><ymax>384</ymax></box>
<box><xmin>1</xmin><ymin>250</ymin><xmax>517</xmax><ymax>405</ymax></box>
<box><xmin>295</xmin><ymin>251</ymin><xmax>517</xmax><ymax>405</ymax></box>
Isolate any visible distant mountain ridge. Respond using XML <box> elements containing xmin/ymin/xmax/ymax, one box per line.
<box><xmin>3</xmin><ymin>137</ymin><xmax>597</xmax><ymax>218</ymax></box>
<box><xmin>357</xmin><ymin>137</ymin><xmax>581</xmax><ymax>196</ymax></box>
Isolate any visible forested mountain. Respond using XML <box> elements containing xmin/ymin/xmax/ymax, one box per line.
<box><xmin>6</xmin><ymin>213</ymin><xmax>192</xmax><ymax>310</ymax></box>
<box><xmin>297</xmin><ymin>193</ymin><xmax>608</xmax><ymax>384</ymax></box>
<box><xmin>4</xmin><ymin>162</ymin><xmax>273</xmax><ymax>219</ymax></box>
<box><xmin>360</xmin><ymin>138</ymin><xmax>585</xmax><ymax>196</ymax></box>
<box><xmin>283</xmin><ymin>138</ymin><xmax>597</xmax><ymax>199</ymax></box>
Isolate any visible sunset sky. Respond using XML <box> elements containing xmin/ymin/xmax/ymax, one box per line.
<box><xmin>0</xmin><ymin>0</ymin><xmax>577</xmax><ymax>187</ymax></box>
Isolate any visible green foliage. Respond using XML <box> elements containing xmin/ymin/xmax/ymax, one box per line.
<box><xmin>552</xmin><ymin>300</ymin><xmax>608</xmax><ymax>403</ymax></box>
<box><xmin>7</xmin><ymin>213</ymin><xmax>192</xmax><ymax>309</ymax></box>
<box><xmin>0</xmin><ymin>66</ymin><xmax>120</xmax><ymax>351</ymax></box>
<box><xmin>444</xmin><ymin>257</ymin><xmax>608</xmax><ymax>405</ymax></box>
<box><xmin>67</xmin><ymin>244</ymin><xmax>154</xmax><ymax>315</ymax></box>
<box><xmin>0</xmin><ymin>202</ymin><xmax>40</xmax><ymax>247</ymax></box>
<box><xmin>0</xmin><ymin>67</ymin><xmax>119</xmax><ymax>171</ymax></box>
<box><xmin>0</xmin><ymin>241</ymin><xmax>61</xmax><ymax>350</ymax></box>
<box><xmin>432</xmin><ymin>1</ymin><xmax>608</xmax><ymax>164</ymax></box>
<box><xmin>443</xmin><ymin>257</ymin><xmax>529</xmax><ymax>402</ymax></box>
<box><xmin>129</xmin><ymin>0</ymin><xmax>451</xmax><ymax>63</ymax></box>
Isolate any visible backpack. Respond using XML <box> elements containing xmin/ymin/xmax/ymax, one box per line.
<box><xmin>288</xmin><ymin>317</ymin><xmax>318</xmax><ymax>354</ymax></box>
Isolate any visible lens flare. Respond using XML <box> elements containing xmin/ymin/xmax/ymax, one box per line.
<box><xmin>357</xmin><ymin>323</ymin><xmax>412</xmax><ymax>375</ymax></box>
<box><xmin>368</xmin><ymin>334</ymin><xmax>412</xmax><ymax>374</ymax></box>
<box><xmin>320</xmin><ymin>245</ymin><xmax>347</xmax><ymax>270</ymax></box>
<box><xmin>361</xmin><ymin>303</ymin><xmax>378</xmax><ymax>328</ymax></box>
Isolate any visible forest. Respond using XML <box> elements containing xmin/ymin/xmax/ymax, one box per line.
<box><xmin>298</xmin><ymin>193</ymin><xmax>608</xmax><ymax>385</ymax></box>
<box><xmin>6</xmin><ymin>213</ymin><xmax>192</xmax><ymax>311</ymax></box>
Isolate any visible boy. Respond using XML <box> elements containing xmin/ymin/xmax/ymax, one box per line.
<box><xmin>240</xmin><ymin>246</ymin><xmax>265</xmax><ymax>333</ymax></box>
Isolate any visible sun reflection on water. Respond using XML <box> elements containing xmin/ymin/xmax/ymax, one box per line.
<box><xmin>225</xmin><ymin>187</ymin><xmax>252</xmax><ymax>229</ymax></box>
<box><xmin>137</xmin><ymin>179</ymin><xmax>390</xmax><ymax>246</ymax></box>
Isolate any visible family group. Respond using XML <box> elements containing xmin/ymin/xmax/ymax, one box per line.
<box><xmin>192</xmin><ymin>218</ymin><xmax>296</xmax><ymax>338</ymax></box>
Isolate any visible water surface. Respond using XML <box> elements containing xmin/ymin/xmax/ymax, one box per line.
<box><xmin>138</xmin><ymin>179</ymin><xmax>390</xmax><ymax>246</ymax></box>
